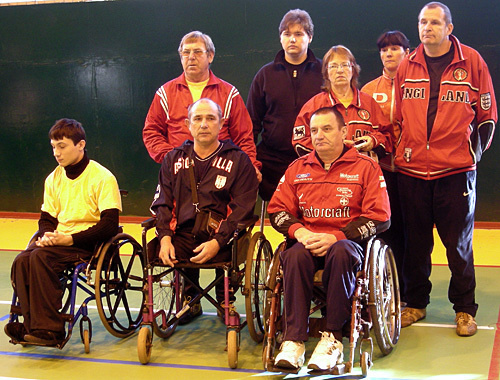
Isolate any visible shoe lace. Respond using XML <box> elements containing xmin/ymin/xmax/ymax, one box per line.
<box><xmin>456</xmin><ymin>312</ymin><xmax>473</xmax><ymax>326</ymax></box>
<box><xmin>315</xmin><ymin>331</ymin><xmax>338</xmax><ymax>355</ymax></box>
<box><xmin>281</xmin><ymin>340</ymin><xmax>303</xmax><ymax>353</ymax></box>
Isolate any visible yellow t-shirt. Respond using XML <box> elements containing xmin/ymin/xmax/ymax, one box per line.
<box><xmin>186</xmin><ymin>78</ymin><xmax>209</xmax><ymax>102</ymax></box>
<box><xmin>41</xmin><ymin>160</ymin><xmax>122</xmax><ymax>235</ymax></box>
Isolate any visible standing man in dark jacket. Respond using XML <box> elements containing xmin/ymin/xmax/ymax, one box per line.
<box><xmin>150</xmin><ymin>98</ymin><xmax>259</xmax><ymax>323</ymax></box>
<box><xmin>247</xmin><ymin>9</ymin><xmax>323</xmax><ymax>201</ymax></box>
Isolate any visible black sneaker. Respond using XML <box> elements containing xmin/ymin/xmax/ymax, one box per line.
<box><xmin>4</xmin><ymin>322</ymin><xmax>27</xmax><ymax>342</ymax></box>
<box><xmin>24</xmin><ymin>329</ymin><xmax>65</xmax><ymax>345</ymax></box>
<box><xmin>178</xmin><ymin>297</ymin><xmax>203</xmax><ymax>326</ymax></box>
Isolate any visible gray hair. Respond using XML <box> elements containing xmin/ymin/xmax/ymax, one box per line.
<box><xmin>178</xmin><ymin>31</ymin><xmax>216</xmax><ymax>56</ymax></box>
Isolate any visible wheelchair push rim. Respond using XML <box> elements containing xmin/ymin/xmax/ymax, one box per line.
<box><xmin>244</xmin><ymin>231</ymin><xmax>272</xmax><ymax>343</ymax></box>
<box><xmin>95</xmin><ymin>233</ymin><xmax>145</xmax><ymax>338</ymax></box>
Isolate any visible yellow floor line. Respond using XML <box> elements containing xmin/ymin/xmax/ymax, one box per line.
<box><xmin>1</xmin><ymin>218</ymin><xmax>499</xmax><ymax>266</ymax></box>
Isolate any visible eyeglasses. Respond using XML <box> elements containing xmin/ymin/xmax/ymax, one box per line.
<box><xmin>327</xmin><ymin>62</ymin><xmax>352</xmax><ymax>71</ymax></box>
<box><xmin>180</xmin><ymin>49</ymin><xmax>207</xmax><ymax>58</ymax></box>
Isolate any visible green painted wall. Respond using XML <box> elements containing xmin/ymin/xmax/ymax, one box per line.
<box><xmin>0</xmin><ymin>0</ymin><xmax>498</xmax><ymax>219</ymax></box>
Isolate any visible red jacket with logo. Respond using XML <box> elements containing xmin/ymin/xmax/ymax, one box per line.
<box><xmin>292</xmin><ymin>89</ymin><xmax>393</xmax><ymax>158</ymax></box>
<box><xmin>362</xmin><ymin>71</ymin><xmax>400</xmax><ymax>171</ymax></box>
<box><xmin>395</xmin><ymin>35</ymin><xmax>497</xmax><ymax>179</ymax></box>
<box><xmin>143</xmin><ymin>71</ymin><xmax>260</xmax><ymax>169</ymax></box>
<box><xmin>267</xmin><ymin>146</ymin><xmax>390</xmax><ymax>244</ymax></box>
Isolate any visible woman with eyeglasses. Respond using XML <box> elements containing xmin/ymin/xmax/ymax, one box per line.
<box><xmin>292</xmin><ymin>45</ymin><xmax>393</xmax><ymax>161</ymax></box>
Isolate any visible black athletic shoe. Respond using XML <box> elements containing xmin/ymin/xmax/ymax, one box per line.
<box><xmin>4</xmin><ymin>322</ymin><xmax>27</xmax><ymax>342</ymax></box>
<box><xmin>24</xmin><ymin>329</ymin><xmax>65</xmax><ymax>345</ymax></box>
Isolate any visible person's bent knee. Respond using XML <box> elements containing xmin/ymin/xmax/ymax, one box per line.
<box><xmin>326</xmin><ymin>240</ymin><xmax>362</xmax><ymax>266</ymax></box>
<box><xmin>280</xmin><ymin>242</ymin><xmax>313</xmax><ymax>267</ymax></box>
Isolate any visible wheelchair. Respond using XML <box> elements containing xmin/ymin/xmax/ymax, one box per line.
<box><xmin>7</xmin><ymin>228</ymin><xmax>145</xmax><ymax>353</ymax></box>
<box><xmin>262</xmin><ymin>236</ymin><xmax>401</xmax><ymax>377</ymax></box>
<box><xmin>137</xmin><ymin>215</ymin><xmax>272</xmax><ymax>368</ymax></box>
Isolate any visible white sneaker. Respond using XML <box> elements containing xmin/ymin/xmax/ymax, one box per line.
<box><xmin>307</xmin><ymin>331</ymin><xmax>343</xmax><ymax>371</ymax></box>
<box><xmin>274</xmin><ymin>340</ymin><xmax>306</xmax><ymax>369</ymax></box>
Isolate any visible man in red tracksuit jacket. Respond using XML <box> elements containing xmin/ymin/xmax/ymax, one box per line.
<box><xmin>267</xmin><ymin>106</ymin><xmax>390</xmax><ymax>371</ymax></box>
<box><xmin>395</xmin><ymin>2</ymin><xmax>497</xmax><ymax>336</ymax></box>
<box><xmin>143</xmin><ymin>31</ymin><xmax>261</xmax><ymax>179</ymax></box>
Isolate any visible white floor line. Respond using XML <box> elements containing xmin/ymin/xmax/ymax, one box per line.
<box><xmin>412</xmin><ymin>322</ymin><xmax>494</xmax><ymax>330</ymax></box>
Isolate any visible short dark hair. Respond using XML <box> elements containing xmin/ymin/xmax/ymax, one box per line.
<box><xmin>376</xmin><ymin>30</ymin><xmax>410</xmax><ymax>51</ymax></box>
<box><xmin>420</xmin><ymin>2</ymin><xmax>452</xmax><ymax>25</ymax></box>
<box><xmin>311</xmin><ymin>107</ymin><xmax>345</xmax><ymax>130</ymax></box>
<box><xmin>279</xmin><ymin>9</ymin><xmax>314</xmax><ymax>38</ymax></box>
<box><xmin>49</xmin><ymin>118</ymin><xmax>86</xmax><ymax>145</ymax></box>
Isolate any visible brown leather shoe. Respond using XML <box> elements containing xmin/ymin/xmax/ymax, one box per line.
<box><xmin>24</xmin><ymin>329</ymin><xmax>65</xmax><ymax>345</ymax></box>
<box><xmin>401</xmin><ymin>307</ymin><xmax>426</xmax><ymax>327</ymax></box>
<box><xmin>455</xmin><ymin>312</ymin><xmax>477</xmax><ymax>337</ymax></box>
<box><xmin>4</xmin><ymin>322</ymin><xmax>27</xmax><ymax>342</ymax></box>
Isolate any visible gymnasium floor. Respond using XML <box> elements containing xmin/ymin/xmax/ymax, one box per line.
<box><xmin>0</xmin><ymin>217</ymin><xmax>499</xmax><ymax>380</ymax></box>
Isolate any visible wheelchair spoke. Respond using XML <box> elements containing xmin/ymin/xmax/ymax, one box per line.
<box><xmin>95</xmin><ymin>233</ymin><xmax>145</xmax><ymax>338</ymax></box>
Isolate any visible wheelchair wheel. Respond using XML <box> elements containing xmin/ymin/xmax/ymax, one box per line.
<box><xmin>227</xmin><ymin>329</ymin><xmax>239</xmax><ymax>369</ymax></box>
<box><xmin>367</xmin><ymin>239</ymin><xmax>401</xmax><ymax>355</ymax></box>
<box><xmin>244</xmin><ymin>231</ymin><xmax>272</xmax><ymax>343</ymax></box>
<box><xmin>95</xmin><ymin>233</ymin><xmax>145</xmax><ymax>338</ymax></box>
<box><xmin>262</xmin><ymin>242</ymin><xmax>285</xmax><ymax>370</ymax></box>
<box><xmin>151</xmin><ymin>268</ymin><xmax>183</xmax><ymax>339</ymax></box>
<box><xmin>59</xmin><ymin>272</ymin><xmax>73</xmax><ymax>314</ymax></box>
<box><xmin>137</xmin><ymin>326</ymin><xmax>153</xmax><ymax>364</ymax></box>
<box><xmin>79</xmin><ymin>317</ymin><xmax>92</xmax><ymax>354</ymax></box>
<box><xmin>360</xmin><ymin>351</ymin><xmax>372</xmax><ymax>378</ymax></box>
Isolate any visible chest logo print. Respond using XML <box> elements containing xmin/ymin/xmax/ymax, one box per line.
<box><xmin>357</xmin><ymin>109</ymin><xmax>370</xmax><ymax>121</ymax></box>
<box><xmin>215</xmin><ymin>175</ymin><xmax>227</xmax><ymax>189</ymax></box>
<box><xmin>453</xmin><ymin>68</ymin><xmax>468</xmax><ymax>81</ymax></box>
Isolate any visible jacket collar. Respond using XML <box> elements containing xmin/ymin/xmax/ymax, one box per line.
<box><xmin>175</xmin><ymin>70</ymin><xmax>221</xmax><ymax>87</ymax></box>
<box><xmin>328</xmin><ymin>86</ymin><xmax>362</xmax><ymax>109</ymax></box>
<box><xmin>409</xmin><ymin>34</ymin><xmax>464</xmax><ymax>65</ymax></box>
<box><xmin>175</xmin><ymin>139</ymin><xmax>239</xmax><ymax>156</ymax></box>
<box><xmin>304</xmin><ymin>145</ymin><xmax>356</xmax><ymax>168</ymax></box>
<box><xmin>274</xmin><ymin>48</ymin><xmax>319</xmax><ymax>67</ymax></box>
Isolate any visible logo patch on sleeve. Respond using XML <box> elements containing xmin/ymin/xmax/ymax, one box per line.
<box><xmin>480</xmin><ymin>93</ymin><xmax>491</xmax><ymax>111</ymax></box>
<box><xmin>293</xmin><ymin>125</ymin><xmax>306</xmax><ymax>140</ymax></box>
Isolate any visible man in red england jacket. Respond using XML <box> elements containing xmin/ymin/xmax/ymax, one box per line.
<box><xmin>395</xmin><ymin>2</ymin><xmax>497</xmax><ymax>336</ymax></box>
<box><xmin>268</xmin><ymin>107</ymin><xmax>390</xmax><ymax>371</ymax></box>
<box><xmin>143</xmin><ymin>31</ymin><xmax>261</xmax><ymax>180</ymax></box>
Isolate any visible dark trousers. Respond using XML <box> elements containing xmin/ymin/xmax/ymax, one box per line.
<box><xmin>398</xmin><ymin>171</ymin><xmax>478</xmax><ymax>316</ymax></box>
<box><xmin>172</xmin><ymin>229</ymin><xmax>232</xmax><ymax>303</ymax></box>
<box><xmin>257</xmin><ymin>146</ymin><xmax>295</xmax><ymax>201</ymax></box>
<box><xmin>11</xmin><ymin>244</ymin><xmax>93</xmax><ymax>332</ymax></box>
<box><xmin>280</xmin><ymin>240</ymin><xmax>363</xmax><ymax>342</ymax></box>
<box><xmin>379</xmin><ymin>169</ymin><xmax>406</xmax><ymax>300</ymax></box>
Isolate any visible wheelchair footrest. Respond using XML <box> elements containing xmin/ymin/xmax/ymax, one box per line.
<box><xmin>265</xmin><ymin>364</ymin><xmax>300</xmax><ymax>374</ymax></box>
<box><xmin>308</xmin><ymin>363</ymin><xmax>346</xmax><ymax>376</ymax></box>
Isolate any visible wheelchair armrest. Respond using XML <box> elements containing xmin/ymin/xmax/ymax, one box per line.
<box><xmin>141</xmin><ymin>217</ymin><xmax>157</xmax><ymax>229</ymax></box>
<box><xmin>236</xmin><ymin>215</ymin><xmax>259</xmax><ymax>232</ymax></box>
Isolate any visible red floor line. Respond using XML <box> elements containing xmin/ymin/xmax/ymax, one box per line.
<box><xmin>488</xmin><ymin>304</ymin><xmax>500</xmax><ymax>380</ymax></box>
